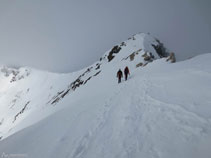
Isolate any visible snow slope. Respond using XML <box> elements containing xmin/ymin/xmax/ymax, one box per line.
<box><xmin>0</xmin><ymin>33</ymin><xmax>167</xmax><ymax>140</ymax></box>
<box><xmin>0</xmin><ymin>33</ymin><xmax>211</xmax><ymax>158</ymax></box>
<box><xmin>0</xmin><ymin>66</ymin><xmax>78</xmax><ymax>139</ymax></box>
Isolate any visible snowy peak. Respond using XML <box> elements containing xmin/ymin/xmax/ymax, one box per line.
<box><xmin>48</xmin><ymin>33</ymin><xmax>172</xmax><ymax>106</ymax></box>
<box><xmin>101</xmin><ymin>33</ymin><xmax>171</xmax><ymax>67</ymax></box>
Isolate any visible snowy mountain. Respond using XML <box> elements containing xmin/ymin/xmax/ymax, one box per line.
<box><xmin>0</xmin><ymin>33</ymin><xmax>211</xmax><ymax>158</ymax></box>
<box><xmin>0</xmin><ymin>33</ymin><xmax>169</xmax><ymax>140</ymax></box>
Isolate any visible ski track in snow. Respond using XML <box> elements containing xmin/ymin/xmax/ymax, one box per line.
<box><xmin>70</xmin><ymin>84</ymin><xmax>130</xmax><ymax>158</ymax></box>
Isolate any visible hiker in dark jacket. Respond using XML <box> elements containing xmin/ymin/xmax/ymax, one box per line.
<box><xmin>117</xmin><ymin>69</ymin><xmax>123</xmax><ymax>83</ymax></box>
<box><xmin>124</xmin><ymin>66</ymin><xmax>130</xmax><ymax>81</ymax></box>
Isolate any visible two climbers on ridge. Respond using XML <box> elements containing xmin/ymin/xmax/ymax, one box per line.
<box><xmin>117</xmin><ymin>66</ymin><xmax>130</xmax><ymax>83</ymax></box>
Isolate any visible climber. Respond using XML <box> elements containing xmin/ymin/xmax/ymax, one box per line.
<box><xmin>124</xmin><ymin>66</ymin><xmax>130</xmax><ymax>81</ymax></box>
<box><xmin>117</xmin><ymin>69</ymin><xmax>123</xmax><ymax>83</ymax></box>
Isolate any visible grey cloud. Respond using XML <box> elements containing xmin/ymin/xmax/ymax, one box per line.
<box><xmin>0</xmin><ymin>0</ymin><xmax>210</xmax><ymax>72</ymax></box>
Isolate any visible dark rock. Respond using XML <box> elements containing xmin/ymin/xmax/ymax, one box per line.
<box><xmin>144</xmin><ymin>56</ymin><xmax>151</xmax><ymax>61</ymax></box>
<box><xmin>61</xmin><ymin>89</ymin><xmax>70</xmax><ymax>98</ymax></box>
<box><xmin>151</xmin><ymin>39</ymin><xmax>169</xmax><ymax>58</ymax></box>
<box><xmin>84</xmin><ymin>77</ymin><xmax>92</xmax><ymax>85</ymax></box>
<box><xmin>107</xmin><ymin>45</ymin><xmax>121</xmax><ymax>62</ymax></box>
<box><xmin>129</xmin><ymin>53</ymin><xmax>135</xmax><ymax>61</ymax></box>
<box><xmin>136</xmin><ymin>63</ymin><xmax>143</xmax><ymax>68</ymax></box>
<box><xmin>95</xmin><ymin>63</ymin><xmax>101</xmax><ymax>70</ymax></box>
<box><xmin>120</xmin><ymin>42</ymin><xmax>126</xmax><ymax>47</ymax></box>
<box><xmin>94</xmin><ymin>71</ymin><xmax>101</xmax><ymax>76</ymax></box>
<box><xmin>166</xmin><ymin>52</ymin><xmax>176</xmax><ymax>63</ymax></box>
<box><xmin>13</xmin><ymin>101</ymin><xmax>30</xmax><ymax>122</ymax></box>
<box><xmin>51</xmin><ymin>98</ymin><xmax>60</xmax><ymax>105</ymax></box>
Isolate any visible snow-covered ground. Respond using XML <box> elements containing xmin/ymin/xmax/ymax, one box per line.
<box><xmin>0</xmin><ymin>33</ymin><xmax>166</xmax><ymax>140</ymax></box>
<box><xmin>0</xmin><ymin>33</ymin><xmax>211</xmax><ymax>158</ymax></box>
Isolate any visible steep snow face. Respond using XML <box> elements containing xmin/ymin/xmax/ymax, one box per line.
<box><xmin>0</xmin><ymin>66</ymin><xmax>74</xmax><ymax>139</ymax></box>
<box><xmin>0</xmin><ymin>53</ymin><xmax>211</xmax><ymax>158</ymax></box>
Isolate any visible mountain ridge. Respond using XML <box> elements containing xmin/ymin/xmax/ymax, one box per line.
<box><xmin>2</xmin><ymin>33</ymin><xmax>211</xmax><ymax>158</ymax></box>
<box><xmin>0</xmin><ymin>32</ymin><xmax>173</xmax><ymax>140</ymax></box>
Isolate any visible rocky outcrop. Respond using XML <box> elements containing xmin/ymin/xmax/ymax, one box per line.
<box><xmin>13</xmin><ymin>101</ymin><xmax>30</xmax><ymax>123</ymax></box>
<box><xmin>142</xmin><ymin>52</ymin><xmax>155</xmax><ymax>62</ymax></box>
<box><xmin>152</xmin><ymin>39</ymin><xmax>169</xmax><ymax>58</ymax></box>
<box><xmin>166</xmin><ymin>52</ymin><xmax>176</xmax><ymax>63</ymax></box>
<box><xmin>136</xmin><ymin>62</ymin><xmax>143</xmax><ymax>68</ymax></box>
<box><xmin>122</xmin><ymin>49</ymin><xmax>142</xmax><ymax>61</ymax></box>
<box><xmin>107</xmin><ymin>45</ymin><xmax>121</xmax><ymax>62</ymax></box>
<box><xmin>0</xmin><ymin>67</ymin><xmax>30</xmax><ymax>83</ymax></box>
<box><xmin>49</xmin><ymin>64</ymin><xmax>102</xmax><ymax>105</ymax></box>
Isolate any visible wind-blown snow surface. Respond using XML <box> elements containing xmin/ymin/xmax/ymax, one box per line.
<box><xmin>0</xmin><ymin>34</ymin><xmax>211</xmax><ymax>158</ymax></box>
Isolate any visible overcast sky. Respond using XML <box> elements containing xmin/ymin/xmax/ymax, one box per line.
<box><xmin>0</xmin><ymin>0</ymin><xmax>210</xmax><ymax>72</ymax></box>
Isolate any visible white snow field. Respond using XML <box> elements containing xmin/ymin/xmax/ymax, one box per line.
<box><xmin>0</xmin><ymin>33</ymin><xmax>211</xmax><ymax>158</ymax></box>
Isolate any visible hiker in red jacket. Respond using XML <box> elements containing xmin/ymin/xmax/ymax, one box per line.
<box><xmin>117</xmin><ymin>69</ymin><xmax>123</xmax><ymax>83</ymax></box>
<box><xmin>124</xmin><ymin>66</ymin><xmax>130</xmax><ymax>81</ymax></box>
